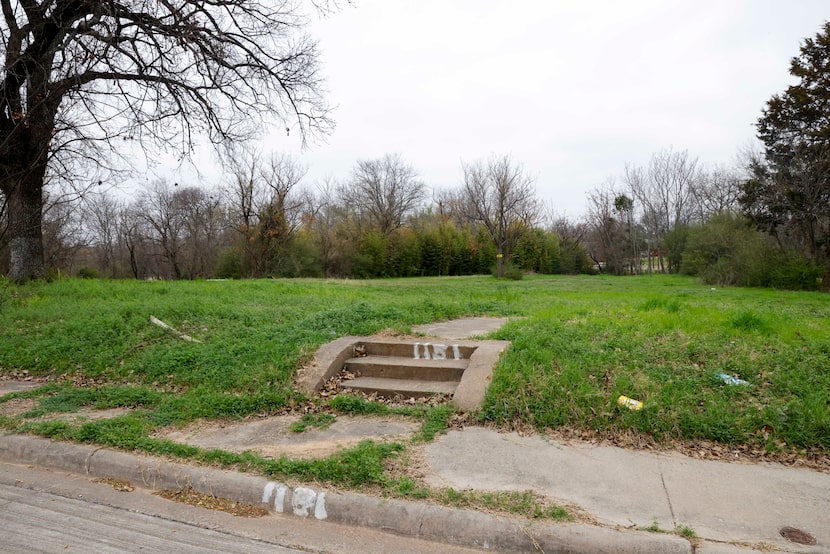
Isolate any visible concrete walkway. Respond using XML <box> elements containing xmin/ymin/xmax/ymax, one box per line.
<box><xmin>423</xmin><ymin>427</ymin><xmax>828</xmax><ymax>552</ymax></box>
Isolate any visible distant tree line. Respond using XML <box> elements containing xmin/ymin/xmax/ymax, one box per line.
<box><xmin>1</xmin><ymin>152</ymin><xmax>590</xmax><ymax>280</ymax></box>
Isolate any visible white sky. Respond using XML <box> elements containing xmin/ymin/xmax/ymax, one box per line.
<box><xmin>147</xmin><ymin>1</ymin><xmax>830</xmax><ymax>219</ymax></box>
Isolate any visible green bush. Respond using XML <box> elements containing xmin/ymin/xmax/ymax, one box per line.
<box><xmin>493</xmin><ymin>261</ymin><xmax>523</xmax><ymax>280</ymax></box>
<box><xmin>682</xmin><ymin>213</ymin><xmax>778</xmax><ymax>287</ymax></box>
<box><xmin>77</xmin><ymin>267</ymin><xmax>100</xmax><ymax>279</ymax></box>
<box><xmin>214</xmin><ymin>247</ymin><xmax>243</xmax><ymax>279</ymax></box>
<box><xmin>770</xmin><ymin>255</ymin><xmax>823</xmax><ymax>291</ymax></box>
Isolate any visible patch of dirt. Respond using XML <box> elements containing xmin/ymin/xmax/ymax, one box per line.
<box><xmin>93</xmin><ymin>477</ymin><xmax>135</xmax><ymax>492</ymax></box>
<box><xmin>44</xmin><ymin>407</ymin><xmax>133</xmax><ymax>423</ymax></box>
<box><xmin>779</xmin><ymin>526</ymin><xmax>817</xmax><ymax>546</ymax></box>
<box><xmin>0</xmin><ymin>397</ymin><xmax>38</xmax><ymax>417</ymax></box>
<box><xmin>156</xmin><ymin>412</ymin><xmax>418</xmax><ymax>460</ymax></box>
<box><xmin>1</xmin><ymin>373</ymin><xmax>49</xmax><ymax>383</ymax></box>
<box><xmin>154</xmin><ymin>487</ymin><xmax>268</xmax><ymax>517</ymax></box>
<box><xmin>370</xmin><ymin>328</ymin><xmax>422</xmax><ymax>340</ymax></box>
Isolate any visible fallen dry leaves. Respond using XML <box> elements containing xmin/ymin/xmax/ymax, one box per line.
<box><xmin>154</xmin><ymin>487</ymin><xmax>269</xmax><ymax>517</ymax></box>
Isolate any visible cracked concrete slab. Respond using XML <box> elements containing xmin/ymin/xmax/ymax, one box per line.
<box><xmin>423</xmin><ymin>427</ymin><xmax>674</xmax><ymax>529</ymax></box>
<box><xmin>159</xmin><ymin>415</ymin><xmax>418</xmax><ymax>460</ymax></box>
<box><xmin>659</xmin><ymin>451</ymin><xmax>829</xmax><ymax>545</ymax></box>
<box><xmin>423</xmin><ymin>427</ymin><xmax>830</xmax><ymax>551</ymax></box>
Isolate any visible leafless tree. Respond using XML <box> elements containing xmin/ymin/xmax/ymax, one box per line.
<box><xmin>585</xmin><ymin>181</ymin><xmax>628</xmax><ymax>274</ymax></box>
<box><xmin>82</xmin><ymin>192</ymin><xmax>123</xmax><ymax>277</ymax></box>
<box><xmin>1</xmin><ymin>0</ymin><xmax>331</xmax><ymax>281</ymax></box>
<box><xmin>341</xmin><ymin>153</ymin><xmax>426</xmax><ymax>235</ymax></box>
<box><xmin>461</xmin><ymin>155</ymin><xmax>539</xmax><ymax>277</ymax></box>
<box><xmin>223</xmin><ymin>147</ymin><xmax>263</xmax><ymax>240</ymax></box>
<box><xmin>222</xmin><ymin>148</ymin><xmax>309</xmax><ymax>276</ymax></box>
<box><xmin>137</xmin><ymin>181</ymin><xmax>191</xmax><ymax>279</ymax></box>
<box><xmin>689</xmin><ymin>165</ymin><xmax>743</xmax><ymax>221</ymax></box>
<box><xmin>175</xmin><ymin>186</ymin><xmax>227</xmax><ymax>278</ymax></box>
<box><xmin>305</xmin><ymin>176</ymin><xmax>351</xmax><ymax>277</ymax></box>
<box><xmin>261</xmin><ymin>153</ymin><xmax>309</xmax><ymax>242</ymax></box>
<box><xmin>41</xmin><ymin>191</ymin><xmax>86</xmax><ymax>275</ymax></box>
<box><xmin>624</xmin><ymin>149</ymin><xmax>701</xmax><ymax>272</ymax></box>
<box><xmin>119</xmin><ymin>203</ymin><xmax>147</xmax><ymax>279</ymax></box>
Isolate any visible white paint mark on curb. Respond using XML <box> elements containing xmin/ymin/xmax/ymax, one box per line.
<box><xmin>414</xmin><ymin>343</ymin><xmax>420</xmax><ymax>359</ymax></box>
<box><xmin>314</xmin><ymin>492</ymin><xmax>327</xmax><ymax>520</ymax></box>
<box><xmin>262</xmin><ymin>481</ymin><xmax>277</xmax><ymax>504</ymax></box>
<box><xmin>292</xmin><ymin>487</ymin><xmax>317</xmax><ymax>517</ymax></box>
<box><xmin>423</xmin><ymin>343</ymin><xmax>431</xmax><ymax>360</ymax></box>
<box><xmin>452</xmin><ymin>344</ymin><xmax>461</xmax><ymax>360</ymax></box>
<box><xmin>273</xmin><ymin>485</ymin><xmax>288</xmax><ymax>513</ymax></box>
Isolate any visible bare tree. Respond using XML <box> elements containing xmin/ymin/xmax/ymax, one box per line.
<box><xmin>223</xmin><ymin>147</ymin><xmax>263</xmax><ymax>242</ymax></box>
<box><xmin>83</xmin><ymin>192</ymin><xmax>123</xmax><ymax>277</ymax></box>
<box><xmin>624</xmin><ymin>149</ymin><xmax>701</xmax><ymax>272</ymax></box>
<box><xmin>1</xmin><ymin>0</ymin><xmax>331</xmax><ymax>281</ymax></box>
<box><xmin>176</xmin><ymin>186</ymin><xmax>227</xmax><ymax>278</ymax></box>
<box><xmin>261</xmin><ymin>153</ymin><xmax>309</xmax><ymax>243</ymax></box>
<box><xmin>690</xmin><ymin>165</ymin><xmax>743</xmax><ymax>221</ymax></box>
<box><xmin>222</xmin><ymin>148</ymin><xmax>309</xmax><ymax>276</ymax></box>
<box><xmin>119</xmin><ymin>203</ymin><xmax>147</xmax><ymax>279</ymax></box>
<box><xmin>138</xmin><ymin>181</ymin><xmax>192</xmax><ymax>279</ymax></box>
<box><xmin>41</xmin><ymin>192</ymin><xmax>86</xmax><ymax>275</ymax></box>
<box><xmin>461</xmin><ymin>155</ymin><xmax>539</xmax><ymax>278</ymax></box>
<box><xmin>305</xmin><ymin>177</ymin><xmax>350</xmax><ymax>277</ymax></box>
<box><xmin>341</xmin><ymin>153</ymin><xmax>426</xmax><ymax>235</ymax></box>
<box><xmin>585</xmin><ymin>181</ymin><xmax>628</xmax><ymax>274</ymax></box>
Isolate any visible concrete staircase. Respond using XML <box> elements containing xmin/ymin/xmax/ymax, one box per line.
<box><xmin>341</xmin><ymin>341</ymin><xmax>473</xmax><ymax>398</ymax></box>
<box><xmin>299</xmin><ymin>337</ymin><xmax>511</xmax><ymax>411</ymax></box>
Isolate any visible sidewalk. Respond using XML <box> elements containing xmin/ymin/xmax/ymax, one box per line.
<box><xmin>423</xmin><ymin>427</ymin><xmax>828</xmax><ymax>552</ymax></box>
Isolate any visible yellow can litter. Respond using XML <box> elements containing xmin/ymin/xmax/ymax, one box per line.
<box><xmin>617</xmin><ymin>395</ymin><xmax>643</xmax><ymax>410</ymax></box>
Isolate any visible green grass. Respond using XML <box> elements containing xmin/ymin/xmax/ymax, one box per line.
<box><xmin>290</xmin><ymin>412</ymin><xmax>336</xmax><ymax>433</ymax></box>
<box><xmin>327</xmin><ymin>393</ymin><xmax>453</xmax><ymax>442</ymax></box>
<box><xmin>434</xmin><ymin>488</ymin><xmax>571</xmax><ymax>521</ymax></box>
<box><xmin>2</xmin><ymin>274</ymin><xmax>829</xmax><ymax>458</ymax></box>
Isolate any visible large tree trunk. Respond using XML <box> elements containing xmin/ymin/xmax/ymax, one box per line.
<box><xmin>5</xmin><ymin>177</ymin><xmax>45</xmax><ymax>281</ymax></box>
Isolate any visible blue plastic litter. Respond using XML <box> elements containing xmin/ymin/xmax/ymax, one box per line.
<box><xmin>717</xmin><ymin>373</ymin><xmax>749</xmax><ymax>386</ymax></box>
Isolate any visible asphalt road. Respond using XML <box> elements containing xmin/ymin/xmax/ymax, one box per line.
<box><xmin>0</xmin><ymin>477</ymin><xmax>301</xmax><ymax>553</ymax></box>
<box><xmin>0</xmin><ymin>462</ymin><xmax>481</xmax><ymax>554</ymax></box>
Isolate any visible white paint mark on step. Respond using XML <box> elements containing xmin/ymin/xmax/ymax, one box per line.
<box><xmin>452</xmin><ymin>344</ymin><xmax>461</xmax><ymax>359</ymax></box>
<box><xmin>414</xmin><ymin>343</ymin><xmax>420</xmax><ymax>359</ymax></box>
<box><xmin>422</xmin><ymin>343</ymin><xmax>431</xmax><ymax>360</ymax></box>
<box><xmin>432</xmin><ymin>344</ymin><xmax>448</xmax><ymax>360</ymax></box>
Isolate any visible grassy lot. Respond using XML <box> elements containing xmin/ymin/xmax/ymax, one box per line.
<box><xmin>1</xmin><ymin>274</ymin><xmax>828</xmax><ymax>485</ymax></box>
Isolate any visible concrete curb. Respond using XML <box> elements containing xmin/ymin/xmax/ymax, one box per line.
<box><xmin>0</xmin><ymin>433</ymin><xmax>691</xmax><ymax>553</ymax></box>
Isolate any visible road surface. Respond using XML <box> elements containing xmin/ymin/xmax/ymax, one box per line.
<box><xmin>0</xmin><ymin>462</ymin><xmax>481</xmax><ymax>554</ymax></box>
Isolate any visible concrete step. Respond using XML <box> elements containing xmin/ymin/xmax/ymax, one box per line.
<box><xmin>356</xmin><ymin>341</ymin><xmax>475</xmax><ymax>360</ymax></box>
<box><xmin>344</xmin><ymin>356</ymin><xmax>468</xmax><ymax>381</ymax></box>
<box><xmin>341</xmin><ymin>376</ymin><xmax>459</xmax><ymax>398</ymax></box>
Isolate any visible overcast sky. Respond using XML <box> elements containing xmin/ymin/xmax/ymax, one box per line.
<box><xmin>153</xmin><ymin>1</ymin><xmax>829</xmax><ymax>219</ymax></box>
